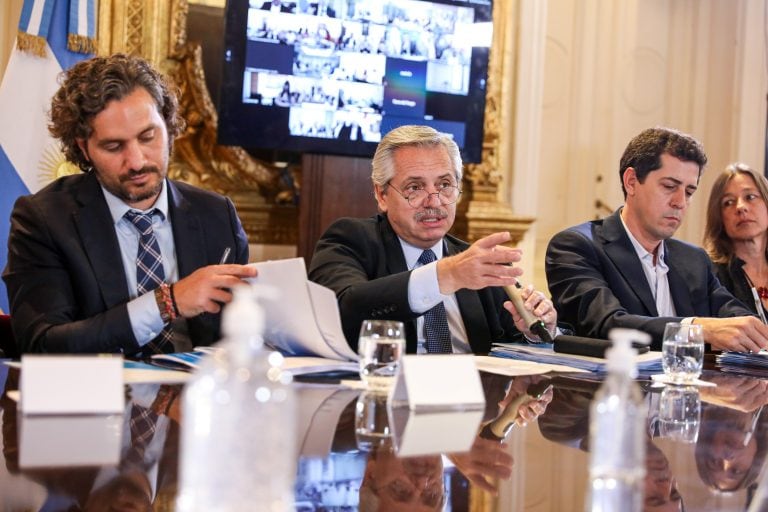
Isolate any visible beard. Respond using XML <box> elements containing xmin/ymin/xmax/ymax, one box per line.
<box><xmin>100</xmin><ymin>165</ymin><xmax>165</xmax><ymax>205</ymax></box>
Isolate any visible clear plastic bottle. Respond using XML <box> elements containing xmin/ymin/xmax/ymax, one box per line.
<box><xmin>177</xmin><ymin>286</ymin><xmax>296</xmax><ymax>512</ymax></box>
<box><xmin>586</xmin><ymin>328</ymin><xmax>649</xmax><ymax>512</ymax></box>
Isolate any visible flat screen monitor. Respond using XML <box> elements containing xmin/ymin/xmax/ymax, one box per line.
<box><xmin>218</xmin><ymin>0</ymin><xmax>493</xmax><ymax>163</ymax></box>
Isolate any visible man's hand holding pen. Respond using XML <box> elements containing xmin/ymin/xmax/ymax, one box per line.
<box><xmin>169</xmin><ymin>247</ymin><xmax>256</xmax><ymax>318</ymax></box>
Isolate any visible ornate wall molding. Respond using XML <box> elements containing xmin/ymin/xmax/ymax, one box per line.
<box><xmin>96</xmin><ymin>0</ymin><xmax>297</xmax><ymax>245</ymax></box>
<box><xmin>455</xmin><ymin>0</ymin><xmax>534</xmax><ymax>246</ymax></box>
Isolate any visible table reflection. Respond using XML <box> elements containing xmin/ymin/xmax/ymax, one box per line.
<box><xmin>3</xmin><ymin>363</ymin><xmax>768</xmax><ymax>510</ymax></box>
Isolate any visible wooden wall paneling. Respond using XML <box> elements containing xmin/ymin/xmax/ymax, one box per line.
<box><xmin>298</xmin><ymin>154</ymin><xmax>377</xmax><ymax>263</ymax></box>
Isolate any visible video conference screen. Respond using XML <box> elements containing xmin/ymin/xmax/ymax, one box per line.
<box><xmin>218</xmin><ymin>0</ymin><xmax>493</xmax><ymax>162</ymax></box>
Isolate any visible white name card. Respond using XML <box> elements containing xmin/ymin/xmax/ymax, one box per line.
<box><xmin>390</xmin><ymin>354</ymin><xmax>485</xmax><ymax>410</ymax></box>
<box><xmin>19</xmin><ymin>414</ymin><xmax>123</xmax><ymax>468</ymax></box>
<box><xmin>20</xmin><ymin>355</ymin><xmax>124</xmax><ymax>415</ymax></box>
<box><xmin>388</xmin><ymin>406</ymin><xmax>483</xmax><ymax>456</ymax></box>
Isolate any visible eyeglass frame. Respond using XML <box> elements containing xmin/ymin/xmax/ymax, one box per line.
<box><xmin>384</xmin><ymin>181</ymin><xmax>462</xmax><ymax>208</ymax></box>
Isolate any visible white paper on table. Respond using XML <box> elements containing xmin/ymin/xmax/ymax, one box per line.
<box><xmin>474</xmin><ymin>355</ymin><xmax>588</xmax><ymax>376</ymax></box>
<box><xmin>650</xmin><ymin>373</ymin><xmax>716</xmax><ymax>387</ymax></box>
<box><xmin>247</xmin><ymin>258</ymin><xmax>354</xmax><ymax>361</ymax></box>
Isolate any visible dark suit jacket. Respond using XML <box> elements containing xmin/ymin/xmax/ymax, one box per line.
<box><xmin>712</xmin><ymin>258</ymin><xmax>764</xmax><ymax>316</ymax></box>
<box><xmin>545</xmin><ymin>209</ymin><xmax>751</xmax><ymax>349</ymax></box>
<box><xmin>308</xmin><ymin>214</ymin><xmax>521</xmax><ymax>354</ymax></box>
<box><xmin>3</xmin><ymin>172</ymin><xmax>249</xmax><ymax>354</ymax></box>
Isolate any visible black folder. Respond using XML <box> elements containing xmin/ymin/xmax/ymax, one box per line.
<box><xmin>553</xmin><ymin>334</ymin><xmax>650</xmax><ymax>359</ymax></box>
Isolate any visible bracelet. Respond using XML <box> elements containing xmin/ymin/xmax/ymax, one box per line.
<box><xmin>154</xmin><ymin>283</ymin><xmax>177</xmax><ymax>324</ymax></box>
<box><xmin>169</xmin><ymin>283</ymin><xmax>181</xmax><ymax>317</ymax></box>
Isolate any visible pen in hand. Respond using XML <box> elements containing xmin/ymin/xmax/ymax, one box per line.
<box><xmin>219</xmin><ymin>247</ymin><xmax>232</xmax><ymax>264</ymax></box>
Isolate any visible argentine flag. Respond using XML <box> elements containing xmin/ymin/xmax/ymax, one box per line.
<box><xmin>0</xmin><ymin>0</ymin><xmax>96</xmax><ymax>312</ymax></box>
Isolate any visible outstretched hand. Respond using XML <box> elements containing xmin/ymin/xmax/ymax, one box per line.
<box><xmin>436</xmin><ymin>232</ymin><xmax>522</xmax><ymax>295</ymax></box>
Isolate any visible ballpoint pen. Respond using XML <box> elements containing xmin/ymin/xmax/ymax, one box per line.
<box><xmin>220</xmin><ymin>247</ymin><xmax>232</xmax><ymax>264</ymax></box>
<box><xmin>750</xmin><ymin>287</ymin><xmax>768</xmax><ymax>324</ymax></box>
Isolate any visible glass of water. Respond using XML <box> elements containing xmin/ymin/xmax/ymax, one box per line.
<box><xmin>355</xmin><ymin>391</ymin><xmax>392</xmax><ymax>450</ymax></box>
<box><xmin>661</xmin><ymin>322</ymin><xmax>704</xmax><ymax>384</ymax></box>
<box><xmin>658</xmin><ymin>386</ymin><xmax>701</xmax><ymax>443</ymax></box>
<box><xmin>358</xmin><ymin>320</ymin><xmax>405</xmax><ymax>391</ymax></box>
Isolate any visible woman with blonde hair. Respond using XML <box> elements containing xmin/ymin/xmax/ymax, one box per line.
<box><xmin>704</xmin><ymin>163</ymin><xmax>768</xmax><ymax>318</ymax></box>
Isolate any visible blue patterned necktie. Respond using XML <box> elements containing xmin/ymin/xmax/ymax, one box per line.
<box><xmin>418</xmin><ymin>249</ymin><xmax>452</xmax><ymax>354</ymax></box>
<box><xmin>125</xmin><ymin>210</ymin><xmax>173</xmax><ymax>354</ymax></box>
<box><xmin>124</xmin><ymin>403</ymin><xmax>158</xmax><ymax>469</ymax></box>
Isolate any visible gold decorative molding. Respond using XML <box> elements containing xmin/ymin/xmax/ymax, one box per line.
<box><xmin>454</xmin><ymin>0</ymin><xmax>534</xmax><ymax>246</ymax></box>
<box><xmin>96</xmin><ymin>0</ymin><xmax>297</xmax><ymax>245</ymax></box>
<box><xmin>167</xmin><ymin>42</ymin><xmax>298</xmax><ymax>244</ymax></box>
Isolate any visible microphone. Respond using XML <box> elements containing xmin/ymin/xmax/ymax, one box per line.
<box><xmin>479</xmin><ymin>380</ymin><xmax>553</xmax><ymax>441</ymax></box>
<box><xmin>503</xmin><ymin>282</ymin><xmax>553</xmax><ymax>343</ymax></box>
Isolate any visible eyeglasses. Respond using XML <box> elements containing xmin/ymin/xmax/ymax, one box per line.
<box><xmin>387</xmin><ymin>184</ymin><xmax>462</xmax><ymax>208</ymax></box>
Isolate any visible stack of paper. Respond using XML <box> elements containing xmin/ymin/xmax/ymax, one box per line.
<box><xmin>247</xmin><ymin>258</ymin><xmax>357</xmax><ymax>362</ymax></box>
<box><xmin>717</xmin><ymin>351</ymin><xmax>768</xmax><ymax>376</ymax></box>
<box><xmin>490</xmin><ymin>343</ymin><xmax>663</xmax><ymax>373</ymax></box>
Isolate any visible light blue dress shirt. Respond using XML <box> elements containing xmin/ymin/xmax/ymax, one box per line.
<box><xmin>102</xmin><ymin>181</ymin><xmax>179</xmax><ymax>346</ymax></box>
<box><xmin>402</xmin><ymin>239</ymin><xmax>472</xmax><ymax>354</ymax></box>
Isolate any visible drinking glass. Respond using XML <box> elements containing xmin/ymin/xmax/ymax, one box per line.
<box><xmin>358</xmin><ymin>320</ymin><xmax>405</xmax><ymax>391</ymax></box>
<box><xmin>355</xmin><ymin>391</ymin><xmax>392</xmax><ymax>451</ymax></box>
<box><xmin>658</xmin><ymin>386</ymin><xmax>701</xmax><ymax>443</ymax></box>
<box><xmin>661</xmin><ymin>322</ymin><xmax>704</xmax><ymax>384</ymax></box>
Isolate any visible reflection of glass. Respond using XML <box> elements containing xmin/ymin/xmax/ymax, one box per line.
<box><xmin>356</xmin><ymin>391</ymin><xmax>392</xmax><ymax>451</ymax></box>
<box><xmin>661</xmin><ymin>322</ymin><xmax>704</xmax><ymax>383</ymax></box>
<box><xmin>358</xmin><ymin>320</ymin><xmax>405</xmax><ymax>391</ymax></box>
<box><xmin>659</xmin><ymin>386</ymin><xmax>701</xmax><ymax>443</ymax></box>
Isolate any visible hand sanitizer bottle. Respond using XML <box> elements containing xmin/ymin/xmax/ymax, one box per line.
<box><xmin>177</xmin><ymin>285</ymin><xmax>296</xmax><ymax>511</ymax></box>
<box><xmin>586</xmin><ymin>328</ymin><xmax>649</xmax><ymax>512</ymax></box>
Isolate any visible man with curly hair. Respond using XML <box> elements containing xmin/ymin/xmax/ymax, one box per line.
<box><xmin>3</xmin><ymin>54</ymin><xmax>256</xmax><ymax>355</ymax></box>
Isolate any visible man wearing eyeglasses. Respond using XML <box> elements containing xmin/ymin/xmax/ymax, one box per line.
<box><xmin>309</xmin><ymin>125</ymin><xmax>558</xmax><ymax>354</ymax></box>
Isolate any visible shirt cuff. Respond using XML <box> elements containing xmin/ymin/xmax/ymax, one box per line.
<box><xmin>408</xmin><ymin>262</ymin><xmax>446</xmax><ymax>314</ymax></box>
<box><xmin>127</xmin><ymin>291</ymin><xmax>166</xmax><ymax>347</ymax></box>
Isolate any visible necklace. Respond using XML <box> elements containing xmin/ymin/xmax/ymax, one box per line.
<box><xmin>744</xmin><ymin>271</ymin><xmax>768</xmax><ymax>298</ymax></box>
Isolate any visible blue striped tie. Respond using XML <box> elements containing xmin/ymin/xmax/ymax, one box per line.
<box><xmin>125</xmin><ymin>210</ymin><xmax>173</xmax><ymax>354</ymax></box>
<box><xmin>418</xmin><ymin>249</ymin><xmax>452</xmax><ymax>354</ymax></box>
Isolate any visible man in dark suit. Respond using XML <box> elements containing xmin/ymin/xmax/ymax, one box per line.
<box><xmin>3</xmin><ymin>54</ymin><xmax>256</xmax><ymax>355</ymax></box>
<box><xmin>309</xmin><ymin>125</ymin><xmax>558</xmax><ymax>354</ymax></box>
<box><xmin>546</xmin><ymin>126</ymin><xmax>768</xmax><ymax>351</ymax></box>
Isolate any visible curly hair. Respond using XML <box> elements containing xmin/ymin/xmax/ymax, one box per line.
<box><xmin>619</xmin><ymin>126</ymin><xmax>707</xmax><ymax>198</ymax></box>
<box><xmin>48</xmin><ymin>53</ymin><xmax>185</xmax><ymax>171</ymax></box>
